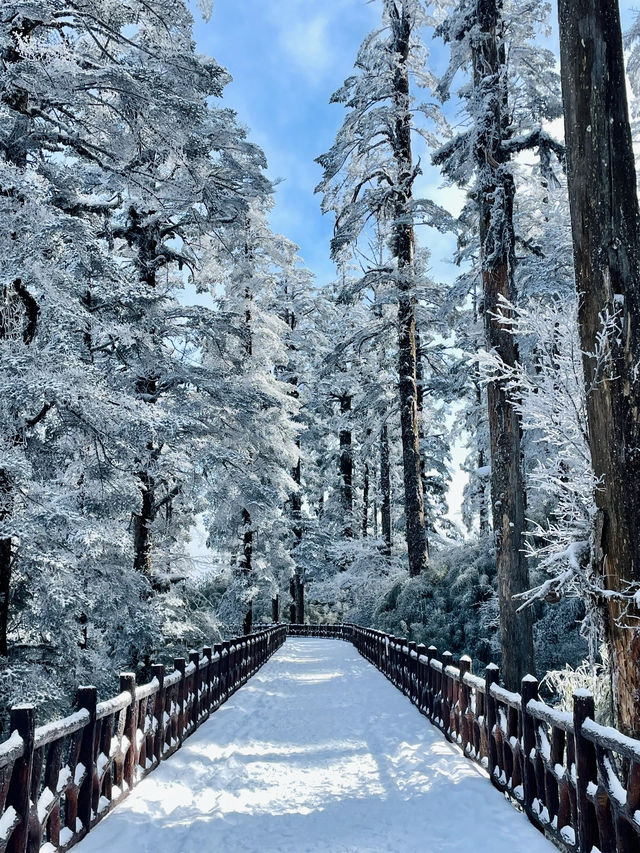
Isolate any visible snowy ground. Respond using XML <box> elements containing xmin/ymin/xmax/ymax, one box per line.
<box><xmin>76</xmin><ymin>639</ymin><xmax>554</xmax><ymax>852</ymax></box>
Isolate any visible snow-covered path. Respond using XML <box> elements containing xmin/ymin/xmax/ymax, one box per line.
<box><xmin>76</xmin><ymin>639</ymin><xmax>553</xmax><ymax>852</ymax></box>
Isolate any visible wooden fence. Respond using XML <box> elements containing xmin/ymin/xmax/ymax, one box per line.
<box><xmin>288</xmin><ymin>622</ymin><xmax>640</xmax><ymax>853</ymax></box>
<box><xmin>0</xmin><ymin>624</ymin><xmax>285</xmax><ymax>853</ymax></box>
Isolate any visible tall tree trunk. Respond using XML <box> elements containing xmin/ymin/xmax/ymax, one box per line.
<box><xmin>380</xmin><ymin>425</ymin><xmax>392</xmax><ymax>557</ymax></box>
<box><xmin>133</xmin><ymin>471</ymin><xmax>154</xmax><ymax>577</ymax></box>
<box><xmin>415</xmin><ymin>328</ymin><xmax>431</xmax><ymax>557</ymax></box>
<box><xmin>289</xmin><ymin>577</ymin><xmax>297</xmax><ymax>623</ymax></box>
<box><xmin>389</xmin><ymin>1</ymin><xmax>428</xmax><ymax>577</ymax></box>
<box><xmin>292</xmin><ymin>449</ymin><xmax>304</xmax><ymax>623</ymax></box>
<box><xmin>241</xmin><ymin>507</ymin><xmax>253</xmax><ymax>635</ymax></box>
<box><xmin>339</xmin><ymin>394</ymin><xmax>353</xmax><ymax>538</ymax></box>
<box><xmin>0</xmin><ymin>470</ymin><xmax>12</xmax><ymax>657</ymax></box>
<box><xmin>272</xmin><ymin>594</ymin><xmax>279</xmax><ymax>623</ymax></box>
<box><xmin>558</xmin><ymin>0</ymin><xmax>640</xmax><ymax>736</ymax></box>
<box><xmin>362</xmin><ymin>461</ymin><xmax>370</xmax><ymax>538</ymax></box>
<box><xmin>285</xmin><ymin>299</ymin><xmax>304</xmax><ymax>623</ymax></box>
<box><xmin>473</xmin><ymin>0</ymin><xmax>534</xmax><ymax>689</ymax></box>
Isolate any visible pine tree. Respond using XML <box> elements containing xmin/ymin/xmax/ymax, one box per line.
<box><xmin>316</xmin><ymin>0</ymin><xmax>451</xmax><ymax>577</ymax></box>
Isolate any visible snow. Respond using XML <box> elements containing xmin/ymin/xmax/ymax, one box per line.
<box><xmin>34</xmin><ymin>710</ymin><xmax>90</xmax><ymax>748</ymax></box>
<box><xmin>0</xmin><ymin>806</ymin><xmax>18</xmax><ymax>841</ymax></box>
<box><xmin>74</xmin><ymin>640</ymin><xmax>553</xmax><ymax>853</ymax></box>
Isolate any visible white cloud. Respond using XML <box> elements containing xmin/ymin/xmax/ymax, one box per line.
<box><xmin>265</xmin><ymin>0</ymin><xmax>378</xmax><ymax>82</ymax></box>
<box><xmin>280</xmin><ymin>12</ymin><xmax>334</xmax><ymax>77</ymax></box>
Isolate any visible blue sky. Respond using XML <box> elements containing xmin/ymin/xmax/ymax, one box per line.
<box><xmin>188</xmin><ymin>0</ymin><xmax>462</xmax><ymax>288</ymax></box>
<box><xmin>189</xmin><ymin>0</ymin><xmax>637</xmax><ymax>290</ymax></box>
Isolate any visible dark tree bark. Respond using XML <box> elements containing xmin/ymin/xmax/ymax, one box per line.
<box><xmin>339</xmin><ymin>394</ymin><xmax>354</xmax><ymax>538</ymax></box>
<box><xmin>285</xmin><ymin>299</ymin><xmax>304</xmax><ymax>623</ymax></box>
<box><xmin>472</xmin><ymin>0</ymin><xmax>534</xmax><ymax>689</ymax></box>
<box><xmin>558</xmin><ymin>0</ymin><xmax>640</xmax><ymax>736</ymax></box>
<box><xmin>388</xmin><ymin>1</ymin><xmax>428</xmax><ymax>577</ymax></box>
<box><xmin>291</xmin><ymin>449</ymin><xmax>304</xmax><ymax>623</ymax></box>
<box><xmin>0</xmin><ymin>280</ymin><xmax>44</xmax><ymax>656</ymax></box>
<box><xmin>133</xmin><ymin>471</ymin><xmax>154</xmax><ymax>577</ymax></box>
<box><xmin>362</xmin><ymin>461</ymin><xmax>370</xmax><ymax>538</ymax></box>
<box><xmin>289</xmin><ymin>577</ymin><xmax>297</xmax><ymax>623</ymax></box>
<box><xmin>241</xmin><ymin>507</ymin><xmax>253</xmax><ymax>635</ymax></box>
<box><xmin>272</xmin><ymin>594</ymin><xmax>279</xmax><ymax>623</ymax></box>
<box><xmin>0</xmin><ymin>475</ymin><xmax>12</xmax><ymax>657</ymax></box>
<box><xmin>415</xmin><ymin>328</ymin><xmax>431</xmax><ymax>557</ymax></box>
<box><xmin>380</xmin><ymin>424</ymin><xmax>392</xmax><ymax>558</ymax></box>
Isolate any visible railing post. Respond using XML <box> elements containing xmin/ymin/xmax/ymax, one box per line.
<box><xmin>151</xmin><ymin>664</ymin><xmax>165</xmax><ymax>763</ymax></box>
<box><xmin>408</xmin><ymin>641</ymin><xmax>418</xmax><ymax>704</ymax></box>
<box><xmin>6</xmin><ymin>704</ymin><xmax>35</xmax><ymax>853</ymax></box>
<box><xmin>173</xmin><ymin>658</ymin><xmax>186</xmax><ymax>745</ymax></box>
<box><xmin>189</xmin><ymin>651</ymin><xmax>200</xmax><ymax>730</ymax></box>
<box><xmin>213</xmin><ymin>644</ymin><xmax>223</xmax><ymax>708</ymax></box>
<box><xmin>458</xmin><ymin>656</ymin><xmax>471</xmax><ymax>751</ymax></box>
<box><xmin>485</xmin><ymin>663</ymin><xmax>499</xmax><ymax>781</ymax></box>
<box><xmin>442</xmin><ymin>651</ymin><xmax>453</xmax><ymax>739</ymax></box>
<box><xmin>77</xmin><ymin>686</ymin><xmax>97</xmax><ymax>834</ymax></box>
<box><xmin>520</xmin><ymin>674</ymin><xmax>538</xmax><ymax>816</ymax></box>
<box><xmin>119</xmin><ymin>673</ymin><xmax>137</xmax><ymax>791</ymax></box>
<box><xmin>416</xmin><ymin>644</ymin><xmax>427</xmax><ymax>712</ymax></box>
<box><xmin>202</xmin><ymin>647</ymin><xmax>213</xmax><ymax>715</ymax></box>
<box><xmin>574</xmin><ymin>689</ymin><xmax>599</xmax><ymax>852</ymax></box>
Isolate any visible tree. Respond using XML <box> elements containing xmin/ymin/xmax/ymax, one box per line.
<box><xmin>316</xmin><ymin>0</ymin><xmax>451</xmax><ymax>577</ymax></box>
<box><xmin>434</xmin><ymin>0</ymin><xmax>563</xmax><ymax>687</ymax></box>
<box><xmin>558</xmin><ymin>0</ymin><xmax>640</xmax><ymax>736</ymax></box>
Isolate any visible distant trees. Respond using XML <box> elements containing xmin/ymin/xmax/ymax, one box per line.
<box><xmin>316</xmin><ymin>0</ymin><xmax>451</xmax><ymax>579</ymax></box>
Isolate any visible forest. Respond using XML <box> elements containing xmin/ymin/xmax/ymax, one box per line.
<box><xmin>1</xmin><ymin>0</ymin><xmax>640</xmax><ymax>745</ymax></box>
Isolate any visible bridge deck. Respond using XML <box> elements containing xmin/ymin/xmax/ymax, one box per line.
<box><xmin>75</xmin><ymin>639</ymin><xmax>553</xmax><ymax>852</ymax></box>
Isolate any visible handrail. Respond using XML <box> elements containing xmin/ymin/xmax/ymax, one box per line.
<box><xmin>287</xmin><ymin>621</ymin><xmax>640</xmax><ymax>853</ymax></box>
<box><xmin>0</xmin><ymin>624</ymin><xmax>286</xmax><ymax>853</ymax></box>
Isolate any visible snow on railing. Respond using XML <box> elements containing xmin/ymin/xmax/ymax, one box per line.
<box><xmin>291</xmin><ymin>622</ymin><xmax>640</xmax><ymax>853</ymax></box>
<box><xmin>0</xmin><ymin>625</ymin><xmax>286</xmax><ymax>853</ymax></box>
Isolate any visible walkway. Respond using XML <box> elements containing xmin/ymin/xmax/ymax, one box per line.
<box><xmin>76</xmin><ymin>639</ymin><xmax>554</xmax><ymax>852</ymax></box>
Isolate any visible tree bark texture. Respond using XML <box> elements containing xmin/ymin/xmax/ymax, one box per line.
<box><xmin>339</xmin><ymin>394</ymin><xmax>354</xmax><ymax>538</ymax></box>
<box><xmin>473</xmin><ymin>0</ymin><xmax>534</xmax><ymax>689</ymax></box>
<box><xmin>133</xmin><ymin>472</ymin><xmax>154</xmax><ymax>577</ymax></box>
<box><xmin>380</xmin><ymin>425</ymin><xmax>392</xmax><ymax>557</ymax></box>
<box><xmin>362</xmin><ymin>461</ymin><xmax>370</xmax><ymax>538</ymax></box>
<box><xmin>558</xmin><ymin>0</ymin><xmax>640</xmax><ymax>736</ymax></box>
<box><xmin>241</xmin><ymin>507</ymin><xmax>253</xmax><ymax>635</ymax></box>
<box><xmin>388</xmin><ymin>1</ymin><xmax>428</xmax><ymax>577</ymax></box>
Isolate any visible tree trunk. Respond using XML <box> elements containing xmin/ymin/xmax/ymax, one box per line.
<box><xmin>272</xmin><ymin>594</ymin><xmax>279</xmax><ymax>623</ymax></box>
<box><xmin>558</xmin><ymin>0</ymin><xmax>640</xmax><ymax>736</ymax></box>
<box><xmin>241</xmin><ymin>507</ymin><xmax>253</xmax><ymax>635</ymax></box>
<box><xmin>295</xmin><ymin>579</ymin><xmax>304</xmax><ymax>625</ymax></box>
<box><xmin>380</xmin><ymin>425</ymin><xmax>392</xmax><ymax>557</ymax></box>
<box><xmin>339</xmin><ymin>394</ymin><xmax>353</xmax><ymax>538</ymax></box>
<box><xmin>0</xmin><ymin>506</ymin><xmax>13</xmax><ymax>657</ymax></box>
<box><xmin>415</xmin><ymin>328</ymin><xmax>431</xmax><ymax>557</ymax></box>
<box><xmin>473</xmin><ymin>0</ymin><xmax>534</xmax><ymax>689</ymax></box>
<box><xmin>289</xmin><ymin>577</ymin><xmax>297</xmax><ymax>623</ymax></box>
<box><xmin>389</xmin><ymin>1</ymin><xmax>428</xmax><ymax>577</ymax></box>
<box><xmin>133</xmin><ymin>471</ymin><xmax>154</xmax><ymax>577</ymax></box>
<box><xmin>362</xmin><ymin>461</ymin><xmax>370</xmax><ymax>538</ymax></box>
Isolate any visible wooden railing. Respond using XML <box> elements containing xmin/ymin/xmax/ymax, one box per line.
<box><xmin>0</xmin><ymin>624</ymin><xmax>286</xmax><ymax>853</ymax></box>
<box><xmin>286</xmin><ymin>623</ymin><xmax>353</xmax><ymax>640</ymax></box>
<box><xmin>287</xmin><ymin>622</ymin><xmax>640</xmax><ymax>853</ymax></box>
